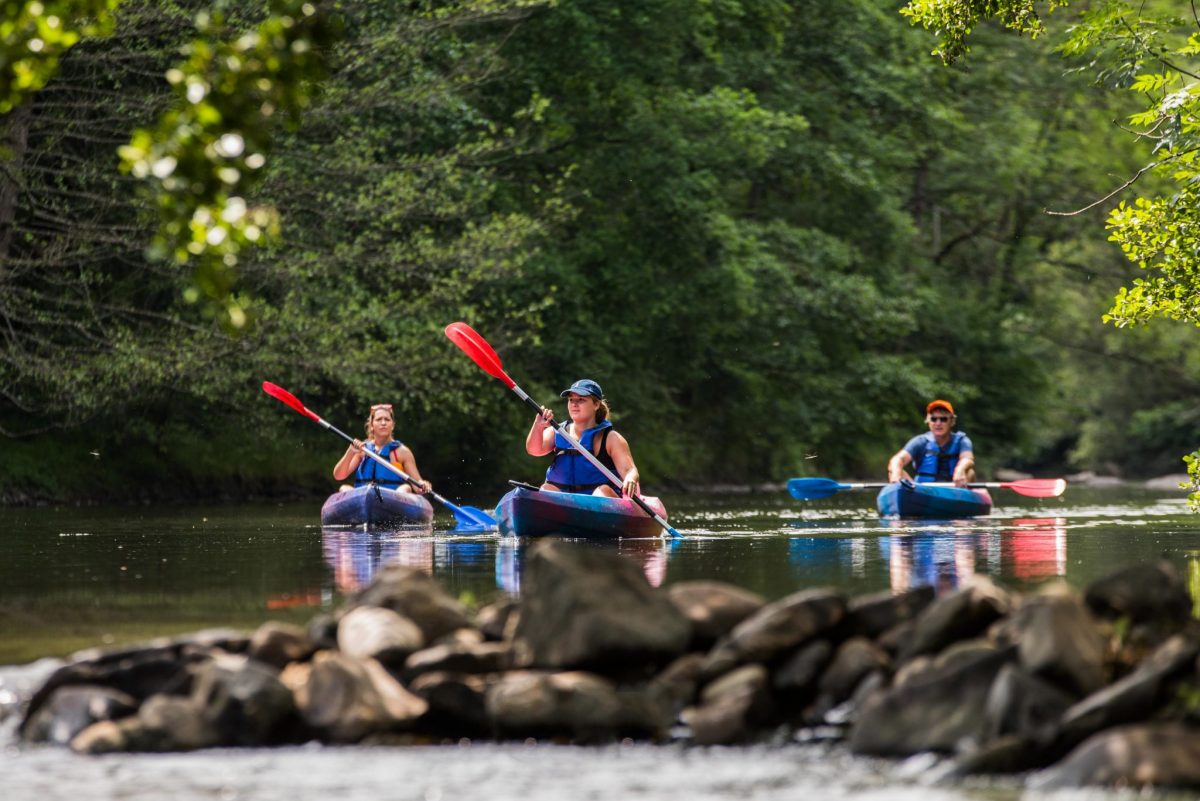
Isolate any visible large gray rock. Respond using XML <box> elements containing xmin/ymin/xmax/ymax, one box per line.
<box><xmin>1084</xmin><ymin>561</ymin><xmax>1192</xmax><ymax>625</ymax></box>
<box><xmin>816</xmin><ymin>637</ymin><xmax>891</xmax><ymax>707</ymax></box>
<box><xmin>1011</xmin><ymin>586</ymin><xmax>1107</xmax><ymax>696</ymax></box>
<box><xmin>408</xmin><ymin>671</ymin><xmax>491</xmax><ymax>737</ymax></box>
<box><xmin>20</xmin><ymin>685</ymin><xmax>137</xmax><ymax>745</ymax></box>
<box><xmin>337</xmin><ymin>606</ymin><xmax>425</xmax><ymax>666</ymax></box>
<box><xmin>899</xmin><ymin>576</ymin><xmax>1011</xmax><ymax>662</ymax></box>
<box><xmin>666</xmin><ymin>581</ymin><xmax>766</xmax><ymax>648</ymax></box>
<box><xmin>1056</xmin><ymin>634</ymin><xmax>1199</xmax><ymax>749</ymax></box>
<box><xmin>513</xmin><ymin>541</ymin><xmax>691</xmax><ymax>673</ymax></box>
<box><xmin>248</xmin><ymin>622</ymin><xmax>314</xmax><ymax>669</ymax></box>
<box><xmin>20</xmin><ymin>643</ymin><xmax>202</xmax><ymax>737</ymax></box>
<box><xmin>702</xmin><ymin>589</ymin><xmax>846</xmax><ymax>678</ymax></box>
<box><xmin>845</xmin><ymin>586</ymin><xmax>935</xmax><ymax>640</ymax></box>
<box><xmin>1033</xmin><ymin>723</ymin><xmax>1200</xmax><ymax>789</ymax></box>
<box><xmin>71</xmin><ymin>694</ymin><xmax>220</xmax><ymax>754</ymax></box>
<box><xmin>486</xmin><ymin>670</ymin><xmax>659</xmax><ymax>741</ymax></box>
<box><xmin>849</xmin><ymin>645</ymin><xmax>1016</xmax><ymax>757</ymax></box>
<box><xmin>683</xmin><ymin>664</ymin><xmax>772</xmax><ymax>745</ymax></box>
<box><xmin>291</xmin><ymin>651</ymin><xmax>428</xmax><ymax>743</ymax></box>
<box><xmin>982</xmin><ymin>663</ymin><xmax>1076</xmax><ymax>746</ymax></box>
<box><xmin>190</xmin><ymin>653</ymin><xmax>297</xmax><ymax>746</ymax></box>
<box><xmin>348</xmin><ymin>564</ymin><xmax>473</xmax><ymax>642</ymax></box>
<box><xmin>476</xmin><ymin>597</ymin><xmax>519</xmax><ymax>642</ymax></box>
<box><xmin>773</xmin><ymin>639</ymin><xmax>833</xmax><ymax>696</ymax></box>
<box><xmin>403</xmin><ymin>641</ymin><xmax>512</xmax><ymax>679</ymax></box>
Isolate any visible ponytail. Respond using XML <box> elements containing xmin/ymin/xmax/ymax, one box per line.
<box><xmin>595</xmin><ymin>399</ymin><xmax>610</xmax><ymax>424</ymax></box>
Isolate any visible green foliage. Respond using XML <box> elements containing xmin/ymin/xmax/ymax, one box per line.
<box><xmin>1185</xmin><ymin>450</ymin><xmax>1200</xmax><ymax>511</ymax></box>
<box><xmin>117</xmin><ymin>0</ymin><xmax>342</xmax><ymax>329</ymax></box>
<box><xmin>0</xmin><ymin>0</ymin><xmax>119</xmax><ymax>113</ymax></box>
<box><xmin>2</xmin><ymin>0</ymin><xmax>1194</xmax><ymax>501</ymax></box>
<box><xmin>900</xmin><ymin>0</ymin><xmax>1066</xmax><ymax>62</ymax></box>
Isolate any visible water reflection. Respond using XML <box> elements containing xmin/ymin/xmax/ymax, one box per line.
<box><xmin>494</xmin><ymin>537</ymin><xmax>677</xmax><ymax>595</ymax></box>
<box><xmin>321</xmin><ymin>527</ymin><xmax>434</xmax><ymax>593</ymax></box>
<box><xmin>1003</xmin><ymin>518</ymin><xmax>1067</xmax><ymax>580</ymax></box>
<box><xmin>788</xmin><ymin>517</ymin><xmax>1068</xmax><ymax>593</ymax></box>
<box><xmin>322</xmin><ymin>528</ymin><xmax>677</xmax><ymax>599</ymax></box>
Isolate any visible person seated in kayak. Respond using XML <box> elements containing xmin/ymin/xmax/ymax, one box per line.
<box><xmin>525</xmin><ymin>378</ymin><xmax>641</xmax><ymax>497</ymax></box>
<box><xmin>332</xmin><ymin>403</ymin><xmax>432</xmax><ymax>493</ymax></box>
<box><xmin>886</xmin><ymin>399</ymin><xmax>976</xmax><ymax>487</ymax></box>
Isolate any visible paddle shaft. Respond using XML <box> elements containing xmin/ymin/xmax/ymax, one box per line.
<box><xmin>813</xmin><ymin>482</ymin><xmax>1034</xmax><ymax>490</ymax></box>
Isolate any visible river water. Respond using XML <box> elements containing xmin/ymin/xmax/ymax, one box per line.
<box><xmin>2</xmin><ymin>483</ymin><xmax>1198</xmax><ymax>800</ymax></box>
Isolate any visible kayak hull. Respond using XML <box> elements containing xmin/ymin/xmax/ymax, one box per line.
<box><xmin>320</xmin><ymin>485</ymin><xmax>434</xmax><ymax>527</ymax></box>
<box><xmin>495</xmin><ymin>487</ymin><xmax>668</xmax><ymax>538</ymax></box>
<box><xmin>876</xmin><ymin>482</ymin><xmax>992</xmax><ymax>519</ymax></box>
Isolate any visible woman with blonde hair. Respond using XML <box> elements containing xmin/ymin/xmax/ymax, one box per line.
<box><xmin>333</xmin><ymin>403</ymin><xmax>431</xmax><ymax>494</ymax></box>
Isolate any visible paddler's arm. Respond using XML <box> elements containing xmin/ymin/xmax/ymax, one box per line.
<box><xmin>396</xmin><ymin>445</ymin><xmax>431</xmax><ymax>492</ymax></box>
<box><xmin>952</xmin><ymin>449</ymin><xmax>975</xmax><ymax>487</ymax></box>
<box><xmin>333</xmin><ymin>439</ymin><xmax>364</xmax><ymax>481</ymax></box>
<box><xmin>606</xmin><ymin>432</ymin><xmax>641</xmax><ymax>498</ymax></box>
<box><xmin>887</xmin><ymin>449</ymin><xmax>913</xmax><ymax>483</ymax></box>
<box><xmin>525</xmin><ymin>407</ymin><xmax>556</xmax><ymax>456</ymax></box>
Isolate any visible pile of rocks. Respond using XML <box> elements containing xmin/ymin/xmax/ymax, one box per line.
<box><xmin>15</xmin><ymin>540</ymin><xmax>1200</xmax><ymax>789</ymax></box>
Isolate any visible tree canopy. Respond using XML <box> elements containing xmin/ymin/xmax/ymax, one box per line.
<box><xmin>1</xmin><ymin>0</ymin><xmax>1196</xmax><ymax>505</ymax></box>
<box><xmin>901</xmin><ymin>0</ymin><xmax>1200</xmax><ymax>505</ymax></box>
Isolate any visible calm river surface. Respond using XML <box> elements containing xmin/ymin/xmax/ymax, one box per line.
<box><xmin>2</xmin><ymin>483</ymin><xmax>1198</xmax><ymax>800</ymax></box>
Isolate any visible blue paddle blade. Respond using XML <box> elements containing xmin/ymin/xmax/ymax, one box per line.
<box><xmin>448</xmin><ymin>504</ymin><xmax>498</xmax><ymax>529</ymax></box>
<box><xmin>787</xmin><ymin>478</ymin><xmax>847</xmax><ymax>500</ymax></box>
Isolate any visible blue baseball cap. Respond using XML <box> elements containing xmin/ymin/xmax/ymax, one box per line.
<box><xmin>560</xmin><ymin>378</ymin><xmax>603</xmax><ymax>399</ymax></box>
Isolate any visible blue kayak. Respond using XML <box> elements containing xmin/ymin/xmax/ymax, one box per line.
<box><xmin>495</xmin><ymin>486</ymin><xmax>668</xmax><ymax>538</ymax></box>
<box><xmin>876</xmin><ymin>482</ymin><xmax>992</xmax><ymax>519</ymax></box>
<box><xmin>320</xmin><ymin>485</ymin><xmax>434</xmax><ymax>527</ymax></box>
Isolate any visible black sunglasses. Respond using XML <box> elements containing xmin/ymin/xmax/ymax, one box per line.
<box><xmin>928</xmin><ymin>415</ymin><xmax>951</xmax><ymax>422</ymax></box>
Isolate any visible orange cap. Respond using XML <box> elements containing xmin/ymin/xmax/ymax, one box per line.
<box><xmin>926</xmin><ymin>399</ymin><xmax>955</xmax><ymax>415</ymax></box>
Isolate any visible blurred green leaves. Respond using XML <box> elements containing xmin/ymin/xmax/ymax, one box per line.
<box><xmin>0</xmin><ymin>0</ymin><xmax>119</xmax><ymax>113</ymax></box>
<box><xmin>116</xmin><ymin>0</ymin><xmax>341</xmax><ymax>329</ymax></box>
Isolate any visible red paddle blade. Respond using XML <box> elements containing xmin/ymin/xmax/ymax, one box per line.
<box><xmin>444</xmin><ymin>322</ymin><xmax>515</xmax><ymax>389</ymax></box>
<box><xmin>262</xmin><ymin>381</ymin><xmax>320</xmax><ymax>422</ymax></box>
<box><xmin>1004</xmin><ymin>478</ymin><xmax>1067</xmax><ymax>498</ymax></box>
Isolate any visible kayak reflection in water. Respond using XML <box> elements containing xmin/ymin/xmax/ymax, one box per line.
<box><xmin>525</xmin><ymin>378</ymin><xmax>641</xmax><ymax>498</ymax></box>
<box><xmin>332</xmin><ymin>402</ymin><xmax>432</xmax><ymax>494</ymax></box>
<box><xmin>887</xmin><ymin>399</ymin><xmax>976</xmax><ymax>487</ymax></box>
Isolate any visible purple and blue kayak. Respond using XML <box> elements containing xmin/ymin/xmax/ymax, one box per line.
<box><xmin>876</xmin><ymin>482</ymin><xmax>992</xmax><ymax>519</ymax></box>
<box><xmin>495</xmin><ymin>486</ymin><xmax>668</xmax><ymax>538</ymax></box>
<box><xmin>320</xmin><ymin>485</ymin><xmax>434</xmax><ymax>527</ymax></box>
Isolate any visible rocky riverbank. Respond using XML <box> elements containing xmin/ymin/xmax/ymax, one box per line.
<box><xmin>9</xmin><ymin>540</ymin><xmax>1200</xmax><ymax>790</ymax></box>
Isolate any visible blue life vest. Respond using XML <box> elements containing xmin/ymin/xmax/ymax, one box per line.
<box><xmin>545</xmin><ymin>421</ymin><xmax>620</xmax><ymax>494</ymax></box>
<box><xmin>354</xmin><ymin>440</ymin><xmax>405</xmax><ymax>487</ymax></box>
<box><xmin>915</xmin><ymin>432</ymin><xmax>967</xmax><ymax>483</ymax></box>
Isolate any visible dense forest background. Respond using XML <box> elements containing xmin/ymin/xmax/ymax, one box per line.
<box><xmin>2</xmin><ymin>0</ymin><xmax>1198</xmax><ymax>504</ymax></box>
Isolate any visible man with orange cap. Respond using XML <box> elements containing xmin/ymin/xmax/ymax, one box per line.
<box><xmin>886</xmin><ymin>400</ymin><xmax>976</xmax><ymax>487</ymax></box>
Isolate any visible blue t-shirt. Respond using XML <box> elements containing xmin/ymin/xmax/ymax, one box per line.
<box><xmin>903</xmin><ymin>431</ymin><xmax>972</xmax><ymax>482</ymax></box>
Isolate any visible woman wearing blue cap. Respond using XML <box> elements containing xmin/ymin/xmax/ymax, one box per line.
<box><xmin>525</xmin><ymin>378</ymin><xmax>641</xmax><ymax>497</ymax></box>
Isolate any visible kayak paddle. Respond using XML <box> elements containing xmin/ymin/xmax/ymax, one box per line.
<box><xmin>262</xmin><ymin>381</ymin><xmax>498</xmax><ymax>530</ymax></box>
<box><xmin>787</xmin><ymin>477</ymin><xmax>1067</xmax><ymax>500</ymax></box>
<box><xmin>443</xmin><ymin>321</ymin><xmax>683</xmax><ymax>539</ymax></box>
